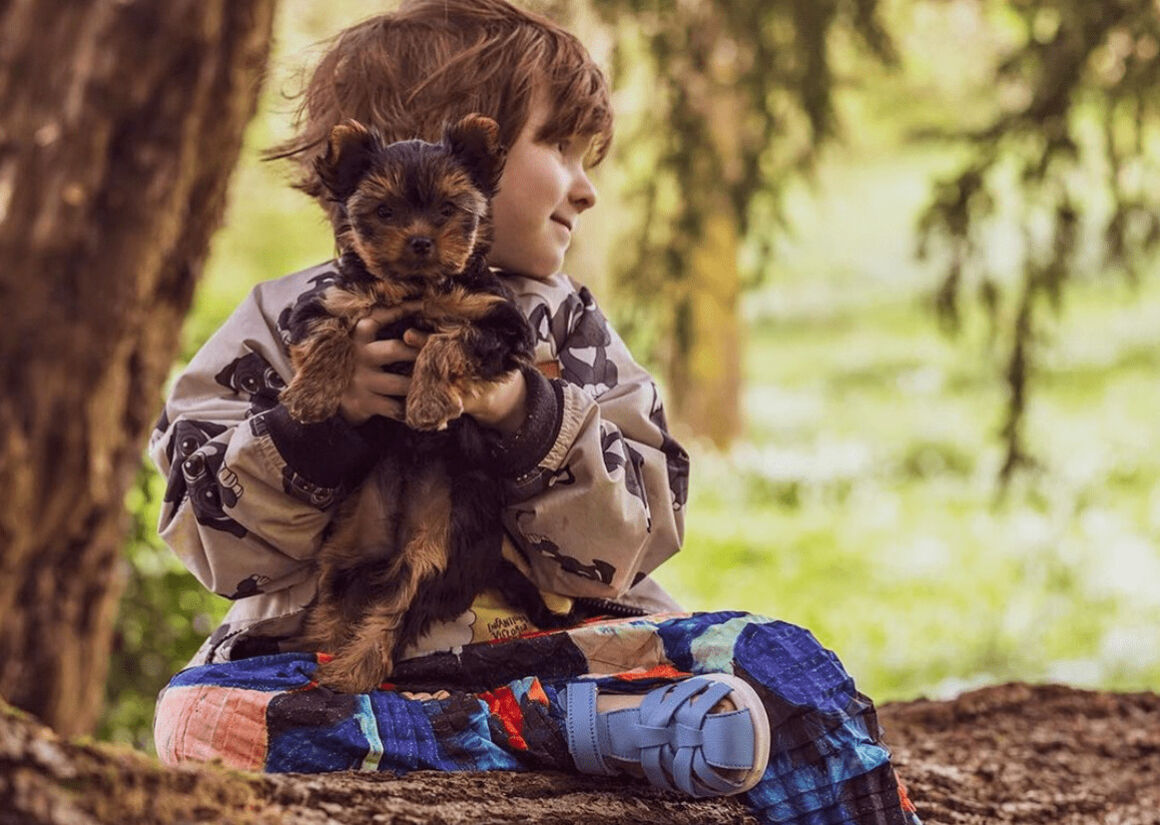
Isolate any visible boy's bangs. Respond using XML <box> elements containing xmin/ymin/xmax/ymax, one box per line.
<box><xmin>538</xmin><ymin>65</ymin><xmax>614</xmax><ymax>167</ymax></box>
<box><xmin>265</xmin><ymin>0</ymin><xmax>616</xmax><ymax>213</ymax></box>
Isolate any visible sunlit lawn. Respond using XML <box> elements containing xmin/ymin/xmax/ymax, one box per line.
<box><xmin>655</xmin><ymin>143</ymin><xmax>1160</xmax><ymax>703</ymax></box>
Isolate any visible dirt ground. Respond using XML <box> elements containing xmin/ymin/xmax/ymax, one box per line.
<box><xmin>880</xmin><ymin>682</ymin><xmax>1160</xmax><ymax>824</ymax></box>
<box><xmin>2</xmin><ymin>681</ymin><xmax>1158</xmax><ymax>824</ymax></box>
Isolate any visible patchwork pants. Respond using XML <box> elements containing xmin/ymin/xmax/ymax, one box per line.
<box><xmin>155</xmin><ymin>611</ymin><xmax>920</xmax><ymax>825</ymax></box>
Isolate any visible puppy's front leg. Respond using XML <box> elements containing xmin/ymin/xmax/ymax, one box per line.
<box><xmin>281</xmin><ymin>316</ymin><xmax>357</xmax><ymax>423</ymax></box>
<box><xmin>405</xmin><ymin>330</ymin><xmax>469</xmax><ymax>431</ymax></box>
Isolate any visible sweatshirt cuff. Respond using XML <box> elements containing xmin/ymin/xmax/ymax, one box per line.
<box><xmin>264</xmin><ymin>404</ymin><xmax>378</xmax><ymax>490</ymax></box>
<box><xmin>489</xmin><ymin>366</ymin><xmax>564</xmax><ymax>478</ymax></box>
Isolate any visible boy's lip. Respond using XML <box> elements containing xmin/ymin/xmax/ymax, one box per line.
<box><xmin>550</xmin><ymin>215</ymin><xmax>573</xmax><ymax>231</ymax></box>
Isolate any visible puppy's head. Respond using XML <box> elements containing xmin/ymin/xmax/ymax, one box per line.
<box><xmin>314</xmin><ymin>116</ymin><xmax>506</xmax><ymax>281</ymax></box>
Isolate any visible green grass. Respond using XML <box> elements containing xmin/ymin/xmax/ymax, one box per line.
<box><xmin>653</xmin><ymin>141</ymin><xmax>1160</xmax><ymax>704</ymax></box>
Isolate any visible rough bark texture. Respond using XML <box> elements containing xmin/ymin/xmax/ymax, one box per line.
<box><xmin>1</xmin><ymin>683</ymin><xmax>1157</xmax><ymax>825</ymax></box>
<box><xmin>0</xmin><ymin>0</ymin><xmax>275</xmax><ymax>736</ymax></box>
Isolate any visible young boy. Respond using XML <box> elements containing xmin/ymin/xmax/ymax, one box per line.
<box><xmin>151</xmin><ymin>2</ymin><xmax>920</xmax><ymax>822</ymax></box>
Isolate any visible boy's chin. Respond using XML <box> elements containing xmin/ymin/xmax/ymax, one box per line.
<box><xmin>487</xmin><ymin>250</ymin><xmax>563</xmax><ymax>279</ymax></box>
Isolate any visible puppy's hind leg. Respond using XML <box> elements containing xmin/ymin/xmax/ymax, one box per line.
<box><xmin>316</xmin><ymin>473</ymin><xmax>454</xmax><ymax>691</ymax></box>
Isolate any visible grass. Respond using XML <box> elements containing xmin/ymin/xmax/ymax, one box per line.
<box><xmin>652</xmin><ymin>139</ymin><xmax>1160</xmax><ymax>704</ymax></box>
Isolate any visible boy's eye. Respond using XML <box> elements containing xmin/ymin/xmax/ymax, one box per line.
<box><xmin>376</xmin><ymin>204</ymin><xmax>393</xmax><ymax>220</ymax></box>
<box><xmin>440</xmin><ymin>201</ymin><xmax>457</xmax><ymax>218</ymax></box>
<box><xmin>556</xmin><ymin>139</ymin><xmax>571</xmax><ymax>154</ymax></box>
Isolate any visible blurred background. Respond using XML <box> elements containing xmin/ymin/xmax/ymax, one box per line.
<box><xmin>104</xmin><ymin>0</ymin><xmax>1160</xmax><ymax>750</ymax></box>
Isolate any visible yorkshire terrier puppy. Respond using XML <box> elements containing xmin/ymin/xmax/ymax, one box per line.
<box><xmin>281</xmin><ymin>116</ymin><xmax>575</xmax><ymax>693</ymax></box>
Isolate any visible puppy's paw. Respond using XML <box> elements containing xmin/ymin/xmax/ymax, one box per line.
<box><xmin>405</xmin><ymin>389</ymin><xmax>463</xmax><ymax>431</ymax></box>
<box><xmin>314</xmin><ymin>650</ymin><xmax>389</xmax><ymax>694</ymax></box>
<box><xmin>280</xmin><ymin>382</ymin><xmax>340</xmax><ymax>424</ymax></box>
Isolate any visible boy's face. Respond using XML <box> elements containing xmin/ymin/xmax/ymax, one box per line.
<box><xmin>487</xmin><ymin>94</ymin><xmax>598</xmax><ymax>278</ymax></box>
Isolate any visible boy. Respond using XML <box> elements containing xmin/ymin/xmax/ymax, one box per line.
<box><xmin>151</xmin><ymin>2</ymin><xmax>920</xmax><ymax>822</ymax></box>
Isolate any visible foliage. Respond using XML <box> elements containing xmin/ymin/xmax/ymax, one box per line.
<box><xmin>657</xmin><ymin>143</ymin><xmax>1160</xmax><ymax>698</ymax></box>
<box><xmin>585</xmin><ymin>0</ymin><xmax>897</xmax><ymax>380</ymax></box>
<box><xmin>916</xmin><ymin>0</ymin><xmax>1160</xmax><ymax>482</ymax></box>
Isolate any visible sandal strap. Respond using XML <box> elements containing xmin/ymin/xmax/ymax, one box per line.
<box><xmin>568</xmin><ymin>676</ymin><xmax>761</xmax><ymax>798</ymax></box>
<box><xmin>701</xmin><ymin>710</ymin><xmax>756</xmax><ymax>769</ymax></box>
<box><xmin>563</xmin><ymin>682</ymin><xmax>615</xmax><ymax>776</ymax></box>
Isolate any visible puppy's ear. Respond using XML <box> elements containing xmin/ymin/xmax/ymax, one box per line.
<box><xmin>445</xmin><ymin>115</ymin><xmax>507</xmax><ymax>197</ymax></box>
<box><xmin>314</xmin><ymin>120</ymin><xmax>379</xmax><ymax>201</ymax></box>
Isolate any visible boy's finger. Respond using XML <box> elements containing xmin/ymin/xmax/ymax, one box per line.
<box><xmin>352</xmin><ymin>302</ymin><xmax>425</xmax><ymax>344</ymax></box>
<box><xmin>402</xmin><ymin>328</ymin><xmax>431</xmax><ymax>348</ymax></box>
<box><xmin>366</xmin><ymin>301</ymin><xmax>424</xmax><ymax>328</ymax></box>
<box><xmin>368</xmin><ymin>395</ymin><xmax>406</xmax><ymax>421</ymax></box>
<box><xmin>361</xmin><ymin>371</ymin><xmax>411</xmax><ymax>397</ymax></box>
<box><xmin>362</xmin><ymin>339</ymin><xmax>420</xmax><ymax>366</ymax></box>
<box><xmin>351</xmin><ymin>316</ymin><xmax>381</xmax><ymax>346</ymax></box>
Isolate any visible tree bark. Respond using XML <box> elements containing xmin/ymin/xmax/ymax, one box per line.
<box><xmin>0</xmin><ymin>0</ymin><xmax>275</xmax><ymax>736</ymax></box>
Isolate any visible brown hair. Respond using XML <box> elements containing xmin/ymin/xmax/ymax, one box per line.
<box><xmin>265</xmin><ymin>0</ymin><xmax>613</xmax><ymax>219</ymax></box>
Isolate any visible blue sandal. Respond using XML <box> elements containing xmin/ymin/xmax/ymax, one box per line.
<box><xmin>563</xmin><ymin>674</ymin><xmax>771</xmax><ymax>798</ymax></box>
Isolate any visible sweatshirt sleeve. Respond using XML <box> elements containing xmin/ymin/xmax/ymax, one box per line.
<box><xmin>496</xmin><ymin>275</ymin><xmax>690</xmax><ymax>599</ymax></box>
<box><xmin>148</xmin><ymin>264</ymin><xmax>379</xmax><ymax>601</ymax></box>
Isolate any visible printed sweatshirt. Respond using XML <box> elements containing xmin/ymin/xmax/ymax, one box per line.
<box><xmin>150</xmin><ymin>261</ymin><xmax>690</xmax><ymax>667</ymax></box>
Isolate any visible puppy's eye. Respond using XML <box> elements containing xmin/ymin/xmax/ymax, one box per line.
<box><xmin>376</xmin><ymin>204</ymin><xmax>393</xmax><ymax>220</ymax></box>
<box><xmin>440</xmin><ymin>201</ymin><xmax>457</xmax><ymax>218</ymax></box>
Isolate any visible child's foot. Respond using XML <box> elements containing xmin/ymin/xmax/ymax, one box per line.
<box><xmin>562</xmin><ymin>674</ymin><xmax>770</xmax><ymax>798</ymax></box>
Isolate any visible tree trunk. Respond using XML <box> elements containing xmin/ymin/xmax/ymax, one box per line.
<box><xmin>0</xmin><ymin>0</ymin><xmax>275</xmax><ymax>736</ymax></box>
<box><xmin>665</xmin><ymin>18</ymin><xmax>745</xmax><ymax>446</ymax></box>
<box><xmin>669</xmin><ymin>208</ymin><xmax>743</xmax><ymax>447</ymax></box>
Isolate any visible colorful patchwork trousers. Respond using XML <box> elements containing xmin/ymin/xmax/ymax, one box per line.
<box><xmin>155</xmin><ymin>611</ymin><xmax>920</xmax><ymax>825</ymax></box>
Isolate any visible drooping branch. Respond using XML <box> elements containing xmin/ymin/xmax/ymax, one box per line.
<box><xmin>586</xmin><ymin>0</ymin><xmax>897</xmax><ymax>442</ymax></box>
<box><xmin>916</xmin><ymin>0</ymin><xmax>1160</xmax><ymax>482</ymax></box>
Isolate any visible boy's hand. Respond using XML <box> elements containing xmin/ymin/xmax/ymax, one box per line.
<box><xmin>338</xmin><ymin>303</ymin><xmax>425</xmax><ymax>426</ymax></box>
<box><xmin>385</xmin><ymin>325</ymin><xmax>529</xmax><ymax>434</ymax></box>
<box><xmin>461</xmin><ymin>369</ymin><xmax>528</xmax><ymax>436</ymax></box>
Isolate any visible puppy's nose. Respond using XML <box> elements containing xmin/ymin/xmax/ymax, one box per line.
<box><xmin>409</xmin><ymin>236</ymin><xmax>433</xmax><ymax>256</ymax></box>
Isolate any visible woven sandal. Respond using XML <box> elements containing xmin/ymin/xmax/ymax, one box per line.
<box><xmin>562</xmin><ymin>674</ymin><xmax>771</xmax><ymax>798</ymax></box>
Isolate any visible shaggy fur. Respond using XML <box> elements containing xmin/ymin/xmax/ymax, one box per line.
<box><xmin>281</xmin><ymin>116</ymin><xmax>574</xmax><ymax>693</ymax></box>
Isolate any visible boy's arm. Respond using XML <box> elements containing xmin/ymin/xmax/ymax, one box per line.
<box><xmin>149</xmin><ymin>265</ymin><xmax>379</xmax><ymax>601</ymax></box>
<box><xmin>494</xmin><ymin>279</ymin><xmax>690</xmax><ymax>600</ymax></box>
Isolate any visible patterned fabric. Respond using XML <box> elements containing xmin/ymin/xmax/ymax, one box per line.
<box><xmin>156</xmin><ymin>611</ymin><xmax>921</xmax><ymax>825</ymax></box>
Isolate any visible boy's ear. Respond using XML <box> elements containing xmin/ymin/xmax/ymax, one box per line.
<box><xmin>445</xmin><ymin>115</ymin><xmax>507</xmax><ymax>197</ymax></box>
<box><xmin>314</xmin><ymin>120</ymin><xmax>379</xmax><ymax>201</ymax></box>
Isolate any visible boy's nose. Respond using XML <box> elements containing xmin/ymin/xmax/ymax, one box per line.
<box><xmin>569</xmin><ymin>170</ymin><xmax>597</xmax><ymax>213</ymax></box>
<box><xmin>409</xmin><ymin>236</ymin><xmax>433</xmax><ymax>256</ymax></box>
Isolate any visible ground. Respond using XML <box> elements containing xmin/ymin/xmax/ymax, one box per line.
<box><xmin>879</xmin><ymin>682</ymin><xmax>1160</xmax><ymax>825</ymax></box>
<box><xmin>2</xmin><ymin>682</ymin><xmax>1158</xmax><ymax>824</ymax></box>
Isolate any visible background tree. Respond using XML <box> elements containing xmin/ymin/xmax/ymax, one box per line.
<box><xmin>584</xmin><ymin>0</ymin><xmax>897</xmax><ymax>445</ymax></box>
<box><xmin>916</xmin><ymin>0</ymin><xmax>1160</xmax><ymax>481</ymax></box>
<box><xmin>0</xmin><ymin>0</ymin><xmax>275</xmax><ymax>736</ymax></box>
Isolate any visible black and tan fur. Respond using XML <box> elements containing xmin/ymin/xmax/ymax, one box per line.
<box><xmin>281</xmin><ymin>116</ymin><xmax>575</xmax><ymax>693</ymax></box>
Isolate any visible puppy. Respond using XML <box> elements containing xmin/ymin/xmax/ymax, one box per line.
<box><xmin>280</xmin><ymin>116</ymin><xmax>574</xmax><ymax>693</ymax></box>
